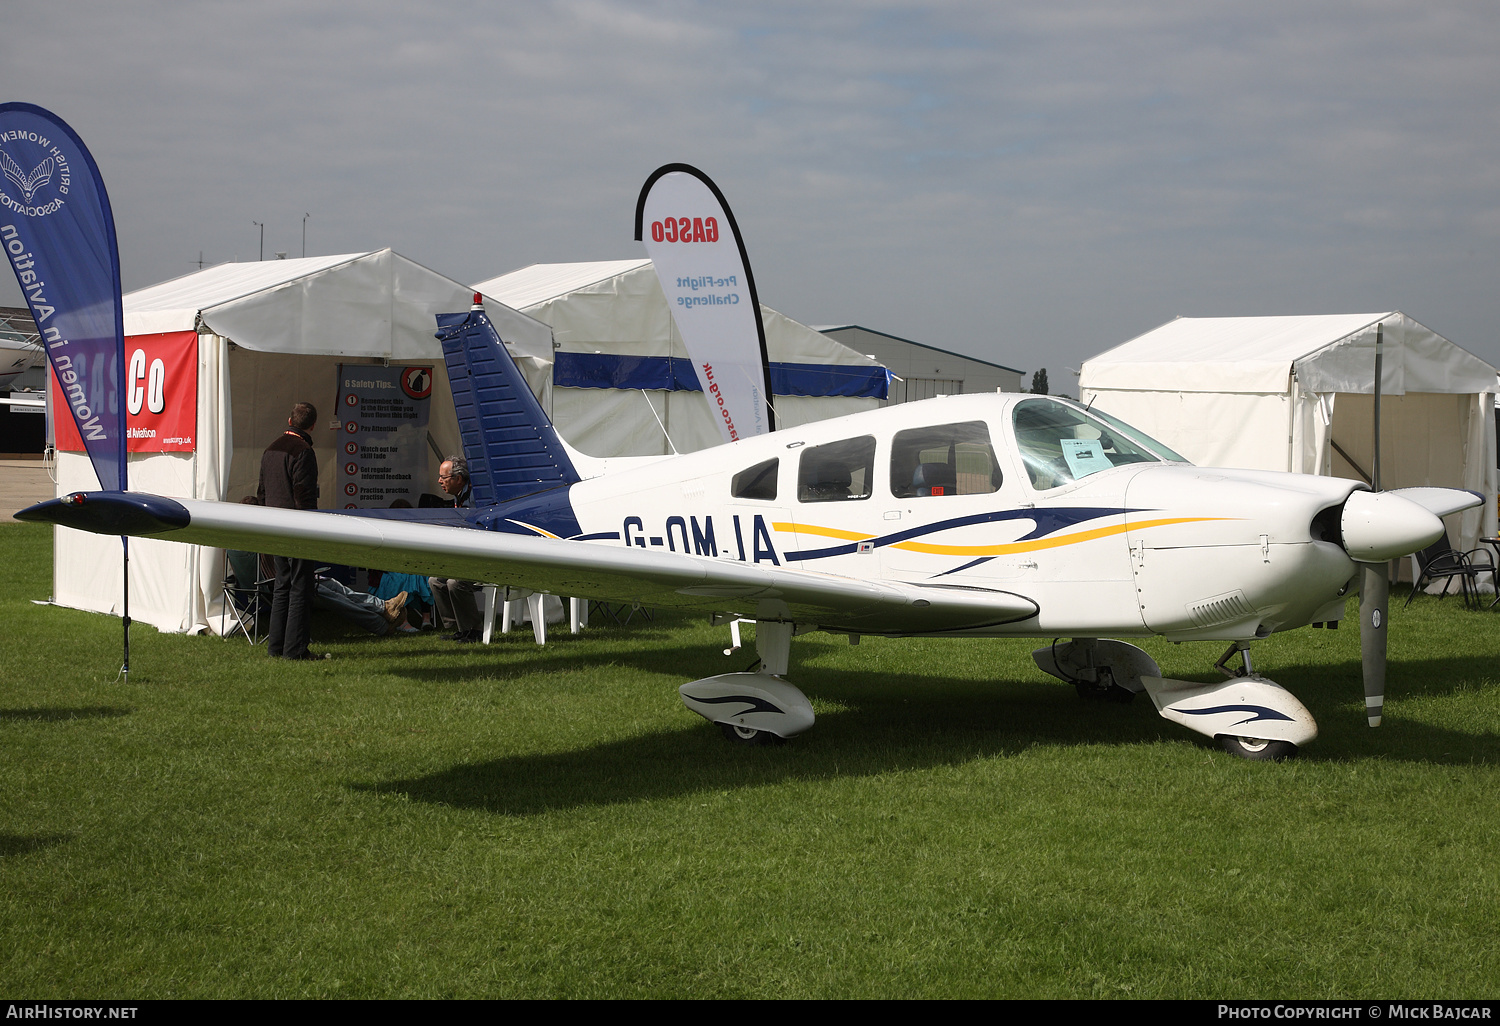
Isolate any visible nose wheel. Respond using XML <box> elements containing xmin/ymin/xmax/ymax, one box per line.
<box><xmin>719</xmin><ymin>722</ymin><xmax>779</xmax><ymax>746</ymax></box>
<box><xmin>1218</xmin><ymin>735</ymin><xmax>1298</xmax><ymax>761</ymax></box>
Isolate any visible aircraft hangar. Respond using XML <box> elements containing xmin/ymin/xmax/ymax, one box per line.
<box><xmin>813</xmin><ymin>324</ymin><xmax>1024</xmax><ymax>402</ymax></box>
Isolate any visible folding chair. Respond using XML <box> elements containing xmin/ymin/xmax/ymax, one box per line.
<box><xmin>1404</xmin><ymin>530</ymin><xmax>1495</xmax><ymax>609</ymax></box>
<box><xmin>222</xmin><ymin>549</ymin><xmax>274</xmax><ymax>642</ymax></box>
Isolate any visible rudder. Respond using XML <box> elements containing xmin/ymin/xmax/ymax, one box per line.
<box><xmin>436</xmin><ymin>304</ymin><xmax>579</xmax><ymax>506</ymax></box>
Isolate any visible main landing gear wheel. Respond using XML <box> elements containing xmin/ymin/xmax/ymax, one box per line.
<box><xmin>1074</xmin><ymin>678</ymin><xmax>1136</xmax><ymax>704</ymax></box>
<box><xmin>1035</xmin><ymin>641</ymin><xmax>1154</xmax><ymax>704</ymax></box>
<box><xmin>1217</xmin><ymin>735</ymin><xmax>1298</xmax><ymax>761</ymax></box>
<box><xmin>719</xmin><ymin>722</ymin><xmax>779</xmax><ymax>746</ymax></box>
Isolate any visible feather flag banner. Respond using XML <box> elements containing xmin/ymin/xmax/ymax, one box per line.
<box><xmin>635</xmin><ymin>164</ymin><xmax>775</xmax><ymax>444</ymax></box>
<box><xmin>0</xmin><ymin>102</ymin><xmax>126</xmax><ymax>491</ymax></box>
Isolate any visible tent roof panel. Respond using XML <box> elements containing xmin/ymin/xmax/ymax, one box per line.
<box><xmin>124</xmin><ymin>253</ymin><xmax>370</xmax><ymax>324</ymax></box>
<box><xmin>476</xmin><ymin>259</ymin><xmax>883</xmax><ymax>370</ymax></box>
<box><xmin>476</xmin><ymin>259</ymin><xmax>652</xmax><ymax>311</ymax></box>
<box><xmin>1081</xmin><ymin>312</ymin><xmax>1497</xmax><ymax>396</ymax></box>
<box><xmin>122</xmin><ymin>250</ymin><xmax>554</xmax><ymax>362</ymax></box>
<box><xmin>1082</xmin><ymin>313</ymin><xmax>1394</xmax><ymax>393</ymax></box>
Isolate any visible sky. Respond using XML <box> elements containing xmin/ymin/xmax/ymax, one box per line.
<box><xmin>2</xmin><ymin>1</ymin><xmax>1498</xmax><ymax>385</ymax></box>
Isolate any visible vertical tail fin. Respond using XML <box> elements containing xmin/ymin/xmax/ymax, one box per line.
<box><xmin>436</xmin><ymin>306</ymin><xmax>579</xmax><ymax>506</ymax></box>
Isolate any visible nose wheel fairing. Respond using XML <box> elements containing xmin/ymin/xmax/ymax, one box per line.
<box><xmin>1140</xmin><ymin>673</ymin><xmax>1318</xmax><ymax>749</ymax></box>
<box><xmin>1035</xmin><ymin>636</ymin><xmax>1318</xmax><ymax>755</ymax></box>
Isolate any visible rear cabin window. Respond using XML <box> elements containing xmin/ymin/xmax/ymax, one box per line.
<box><xmin>1012</xmin><ymin>398</ymin><xmax>1159</xmax><ymax>489</ymax></box>
<box><xmin>890</xmin><ymin>421</ymin><xmax>1002</xmax><ymax>498</ymax></box>
<box><xmin>731</xmin><ymin>458</ymin><xmax>779</xmax><ymax>500</ymax></box>
<box><xmin>797</xmin><ymin>436</ymin><xmax>876</xmax><ymax>503</ymax></box>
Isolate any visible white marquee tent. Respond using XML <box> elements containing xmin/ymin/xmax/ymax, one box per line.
<box><xmin>52</xmin><ymin>249</ymin><xmax>553</xmax><ymax>633</ymax></box>
<box><xmin>475</xmin><ymin>259</ymin><xmax>890</xmax><ymax>457</ymax></box>
<box><xmin>1079</xmin><ymin>312</ymin><xmax>1499</xmax><ymax>558</ymax></box>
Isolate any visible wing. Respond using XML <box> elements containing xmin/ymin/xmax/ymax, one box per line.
<box><xmin>20</xmin><ymin>492</ymin><xmax>1038</xmax><ymax>634</ymax></box>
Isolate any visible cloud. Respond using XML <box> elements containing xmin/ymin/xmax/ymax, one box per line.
<box><xmin>1</xmin><ymin>0</ymin><xmax>1497</xmax><ymax>371</ymax></box>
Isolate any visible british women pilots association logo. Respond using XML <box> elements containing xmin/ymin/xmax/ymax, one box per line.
<box><xmin>0</xmin><ymin>128</ymin><xmax>69</xmax><ymax>217</ymax></box>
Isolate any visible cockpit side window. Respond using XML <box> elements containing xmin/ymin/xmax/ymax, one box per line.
<box><xmin>1012</xmin><ymin>398</ymin><xmax>1159</xmax><ymax>489</ymax></box>
<box><xmin>798</xmin><ymin>436</ymin><xmax>876</xmax><ymax>503</ymax></box>
<box><xmin>731</xmin><ymin>458</ymin><xmax>779</xmax><ymax>500</ymax></box>
<box><xmin>890</xmin><ymin>421</ymin><xmax>1001</xmax><ymax>498</ymax></box>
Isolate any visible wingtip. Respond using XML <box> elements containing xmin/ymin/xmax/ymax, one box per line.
<box><xmin>14</xmin><ymin>492</ymin><xmax>191</xmax><ymax>536</ymax></box>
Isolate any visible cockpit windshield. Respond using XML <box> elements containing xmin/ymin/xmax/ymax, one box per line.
<box><xmin>1012</xmin><ymin>398</ymin><xmax>1162</xmax><ymax>489</ymax></box>
<box><xmin>1081</xmin><ymin>404</ymin><xmax>1191</xmax><ymax>464</ymax></box>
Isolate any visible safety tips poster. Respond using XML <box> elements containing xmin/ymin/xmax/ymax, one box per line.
<box><xmin>335</xmin><ymin>364</ymin><xmax>432</xmax><ymax>509</ymax></box>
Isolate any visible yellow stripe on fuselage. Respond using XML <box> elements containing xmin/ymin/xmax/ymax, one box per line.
<box><xmin>507</xmin><ymin>519</ymin><xmax>562</xmax><ymax>540</ymax></box>
<box><xmin>772</xmin><ymin>517</ymin><xmax>1229</xmax><ymax>557</ymax></box>
<box><xmin>773</xmin><ymin>523</ymin><xmax>869</xmax><ymax>541</ymax></box>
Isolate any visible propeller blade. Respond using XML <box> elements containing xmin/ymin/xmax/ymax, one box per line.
<box><xmin>1359</xmin><ymin>561</ymin><xmax>1389</xmax><ymax>727</ymax></box>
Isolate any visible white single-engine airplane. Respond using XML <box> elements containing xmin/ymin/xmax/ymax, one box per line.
<box><xmin>21</xmin><ymin>305</ymin><xmax>1482</xmax><ymax>759</ymax></box>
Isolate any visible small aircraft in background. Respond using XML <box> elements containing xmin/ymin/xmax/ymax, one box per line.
<box><xmin>22</xmin><ymin>305</ymin><xmax>1480</xmax><ymax>760</ymax></box>
<box><xmin>0</xmin><ymin>333</ymin><xmax>42</xmax><ymax>391</ymax></box>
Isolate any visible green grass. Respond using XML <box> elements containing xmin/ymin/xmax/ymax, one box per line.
<box><xmin>1</xmin><ymin>519</ymin><xmax>1497</xmax><ymax>998</ymax></box>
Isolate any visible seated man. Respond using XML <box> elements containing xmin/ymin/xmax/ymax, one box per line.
<box><xmin>226</xmin><ymin>546</ymin><xmax>409</xmax><ymax>638</ymax></box>
<box><xmin>427</xmin><ymin>456</ymin><xmax>483</xmax><ymax>642</ymax></box>
<box><xmin>371</xmin><ymin>499</ymin><xmax>434</xmax><ymax>629</ymax></box>
<box><xmin>314</xmin><ymin>577</ymin><xmax>411</xmax><ymax>636</ymax></box>
<box><xmin>370</xmin><ymin>570</ymin><xmax>433</xmax><ymax>630</ymax></box>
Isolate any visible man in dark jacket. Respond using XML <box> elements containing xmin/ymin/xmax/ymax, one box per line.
<box><xmin>258</xmin><ymin>401</ymin><xmax>321</xmax><ymax>659</ymax></box>
<box><xmin>428</xmin><ymin>456</ymin><xmax>483</xmax><ymax>642</ymax></box>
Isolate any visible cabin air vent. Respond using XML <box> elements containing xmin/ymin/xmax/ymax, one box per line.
<box><xmin>1187</xmin><ymin>590</ymin><xmax>1256</xmax><ymax>628</ymax></box>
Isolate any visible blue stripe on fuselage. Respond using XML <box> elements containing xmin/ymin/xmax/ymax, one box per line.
<box><xmin>459</xmin><ymin>495</ymin><xmax>1142</xmax><ymax>576</ymax></box>
<box><xmin>783</xmin><ymin>507</ymin><xmax>1140</xmax><ymax>562</ymax></box>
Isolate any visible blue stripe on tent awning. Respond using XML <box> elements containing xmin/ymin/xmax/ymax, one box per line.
<box><xmin>553</xmin><ymin>353</ymin><xmax>889</xmax><ymax>400</ymax></box>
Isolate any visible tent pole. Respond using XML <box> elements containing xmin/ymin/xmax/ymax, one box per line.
<box><xmin>1372</xmin><ymin>322</ymin><xmax>1394</xmax><ymax>586</ymax></box>
<box><xmin>1372</xmin><ymin>322</ymin><xmax>1383</xmax><ymax>492</ymax></box>
<box><xmin>121</xmin><ymin>535</ymin><xmax>130</xmax><ymax>681</ymax></box>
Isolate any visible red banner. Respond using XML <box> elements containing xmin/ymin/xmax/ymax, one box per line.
<box><xmin>54</xmin><ymin>330</ymin><xmax>197</xmax><ymax>452</ymax></box>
